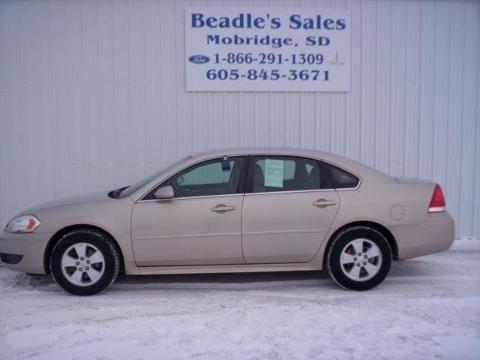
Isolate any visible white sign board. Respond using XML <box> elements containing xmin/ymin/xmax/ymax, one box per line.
<box><xmin>185</xmin><ymin>7</ymin><xmax>350</xmax><ymax>92</ymax></box>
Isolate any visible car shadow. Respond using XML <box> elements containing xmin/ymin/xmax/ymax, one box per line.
<box><xmin>116</xmin><ymin>270</ymin><xmax>329</xmax><ymax>285</ymax></box>
<box><xmin>18</xmin><ymin>258</ymin><xmax>442</xmax><ymax>292</ymax></box>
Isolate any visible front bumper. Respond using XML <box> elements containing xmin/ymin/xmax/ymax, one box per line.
<box><xmin>0</xmin><ymin>231</ymin><xmax>52</xmax><ymax>274</ymax></box>
<box><xmin>392</xmin><ymin>211</ymin><xmax>455</xmax><ymax>260</ymax></box>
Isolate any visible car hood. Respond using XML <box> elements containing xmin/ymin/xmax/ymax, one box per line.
<box><xmin>20</xmin><ymin>192</ymin><xmax>111</xmax><ymax>215</ymax></box>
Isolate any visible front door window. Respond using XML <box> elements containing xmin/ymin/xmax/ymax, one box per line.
<box><xmin>169</xmin><ymin>157</ymin><xmax>245</xmax><ymax>198</ymax></box>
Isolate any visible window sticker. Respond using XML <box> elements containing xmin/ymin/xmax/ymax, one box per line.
<box><xmin>264</xmin><ymin>159</ymin><xmax>284</xmax><ymax>188</ymax></box>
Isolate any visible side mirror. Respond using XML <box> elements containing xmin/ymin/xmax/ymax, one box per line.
<box><xmin>153</xmin><ymin>185</ymin><xmax>174</xmax><ymax>200</ymax></box>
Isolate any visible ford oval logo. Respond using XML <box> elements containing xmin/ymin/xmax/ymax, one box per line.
<box><xmin>188</xmin><ymin>55</ymin><xmax>209</xmax><ymax>64</ymax></box>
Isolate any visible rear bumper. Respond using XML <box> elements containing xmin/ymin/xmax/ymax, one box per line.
<box><xmin>0</xmin><ymin>231</ymin><xmax>51</xmax><ymax>274</ymax></box>
<box><xmin>392</xmin><ymin>212</ymin><xmax>455</xmax><ymax>260</ymax></box>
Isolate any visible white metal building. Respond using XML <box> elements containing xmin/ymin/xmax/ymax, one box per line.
<box><xmin>0</xmin><ymin>0</ymin><xmax>479</xmax><ymax>238</ymax></box>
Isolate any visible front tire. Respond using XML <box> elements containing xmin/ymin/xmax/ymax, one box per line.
<box><xmin>50</xmin><ymin>229</ymin><xmax>120</xmax><ymax>295</ymax></box>
<box><xmin>327</xmin><ymin>226</ymin><xmax>392</xmax><ymax>291</ymax></box>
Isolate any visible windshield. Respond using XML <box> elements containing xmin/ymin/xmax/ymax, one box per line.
<box><xmin>115</xmin><ymin>155</ymin><xmax>192</xmax><ymax>199</ymax></box>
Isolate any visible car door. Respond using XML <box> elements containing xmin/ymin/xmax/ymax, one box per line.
<box><xmin>131</xmin><ymin>156</ymin><xmax>247</xmax><ymax>266</ymax></box>
<box><xmin>242</xmin><ymin>155</ymin><xmax>340</xmax><ymax>264</ymax></box>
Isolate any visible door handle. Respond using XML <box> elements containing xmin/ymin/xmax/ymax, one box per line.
<box><xmin>313</xmin><ymin>199</ymin><xmax>337</xmax><ymax>207</ymax></box>
<box><xmin>211</xmin><ymin>204</ymin><xmax>236</xmax><ymax>213</ymax></box>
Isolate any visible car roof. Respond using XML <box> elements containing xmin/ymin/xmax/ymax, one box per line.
<box><xmin>193</xmin><ymin>147</ymin><xmax>324</xmax><ymax>158</ymax></box>
<box><xmin>191</xmin><ymin>147</ymin><xmax>390</xmax><ymax>174</ymax></box>
<box><xmin>129</xmin><ymin>148</ymin><xmax>394</xmax><ymax>202</ymax></box>
<box><xmin>190</xmin><ymin>147</ymin><xmax>393</xmax><ymax>181</ymax></box>
<box><xmin>190</xmin><ymin>147</ymin><xmax>354</xmax><ymax>164</ymax></box>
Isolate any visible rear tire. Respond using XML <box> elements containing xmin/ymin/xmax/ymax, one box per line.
<box><xmin>50</xmin><ymin>229</ymin><xmax>120</xmax><ymax>296</ymax></box>
<box><xmin>327</xmin><ymin>226</ymin><xmax>392</xmax><ymax>291</ymax></box>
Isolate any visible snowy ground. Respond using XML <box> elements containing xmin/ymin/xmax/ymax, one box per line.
<box><xmin>1</xmin><ymin>240</ymin><xmax>479</xmax><ymax>360</ymax></box>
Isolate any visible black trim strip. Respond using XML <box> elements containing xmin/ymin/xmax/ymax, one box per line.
<box><xmin>0</xmin><ymin>253</ymin><xmax>23</xmax><ymax>265</ymax></box>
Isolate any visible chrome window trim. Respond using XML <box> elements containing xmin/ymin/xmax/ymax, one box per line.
<box><xmin>138</xmin><ymin>189</ymin><xmax>339</xmax><ymax>203</ymax></box>
<box><xmin>135</xmin><ymin>152</ymin><xmax>362</xmax><ymax>203</ymax></box>
<box><xmin>244</xmin><ymin>188</ymin><xmax>338</xmax><ymax>197</ymax></box>
<box><xmin>138</xmin><ymin>193</ymin><xmax>245</xmax><ymax>203</ymax></box>
<box><xmin>247</xmin><ymin>155</ymin><xmax>362</xmax><ymax>194</ymax></box>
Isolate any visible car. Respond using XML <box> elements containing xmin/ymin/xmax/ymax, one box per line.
<box><xmin>0</xmin><ymin>148</ymin><xmax>454</xmax><ymax>295</ymax></box>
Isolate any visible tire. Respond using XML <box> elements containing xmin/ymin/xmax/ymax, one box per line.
<box><xmin>326</xmin><ymin>226</ymin><xmax>392</xmax><ymax>291</ymax></box>
<box><xmin>50</xmin><ymin>229</ymin><xmax>120</xmax><ymax>296</ymax></box>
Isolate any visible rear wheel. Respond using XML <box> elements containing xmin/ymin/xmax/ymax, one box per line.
<box><xmin>50</xmin><ymin>229</ymin><xmax>120</xmax><ymax>295</ymax></box>
<box><xmin>327</xmin><ymin>226</ymin><xmax>392</xmax><ymax>291</ymax></box>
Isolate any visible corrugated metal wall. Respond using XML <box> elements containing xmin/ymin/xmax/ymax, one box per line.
<box><xmin>0</xmin><ymin>0</ymin><xmax>479</xmax><ymax>237</ymax></box>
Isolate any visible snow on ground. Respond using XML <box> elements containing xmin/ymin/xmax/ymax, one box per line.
<box><xmin>1</xmin><ymin>240</ymin><xmax>479</xmax><ymax>360</ymax></box>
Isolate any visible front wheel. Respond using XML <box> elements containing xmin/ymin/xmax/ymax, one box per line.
<box><xmin>50</xmin><ymin>229</ymin><xmax>120</xmax><ymax>295</ymax></box>
<box><xmin>327</xmin><ymin>226</ymin><xmax>392</xmax><ymax>291</ymax></box>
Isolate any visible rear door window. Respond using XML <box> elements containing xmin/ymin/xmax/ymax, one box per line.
<box><xmin>251</xmin><ymin>156</ymin><xmax>331</xmax><ymax>193</ymax></box>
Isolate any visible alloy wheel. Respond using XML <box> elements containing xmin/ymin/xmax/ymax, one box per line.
<box><xmin>60</xmin><ymin>243</ymin><xmax>105</xmax><ymax>287</ymax></box>
<box><xmin>339</xmin><ymin>238</ymin><xmax>382</xmax><ymax>282</ymax></box>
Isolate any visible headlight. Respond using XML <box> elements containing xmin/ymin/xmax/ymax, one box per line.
<box><xmin>5</xmin><ymin>215</ymin><xmax>41</xmax><ymax>233</ymax></box>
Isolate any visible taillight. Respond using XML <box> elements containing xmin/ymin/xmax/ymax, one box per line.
<box><xmin>428</xmin><ymin>184</ymin><xmax>446</xmax><ymax>213</ymax></box>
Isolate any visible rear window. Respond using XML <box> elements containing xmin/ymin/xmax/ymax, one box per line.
<box><xmin>323</xmin><ymin>162</ymin><xmax>360</xmax><ymax>189</ymax></box>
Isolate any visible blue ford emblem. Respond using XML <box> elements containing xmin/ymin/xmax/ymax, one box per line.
<box><xmin>188</xmin><ymin>55</ymin><xmax>209</xmax><ymax>64</ymax></box>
